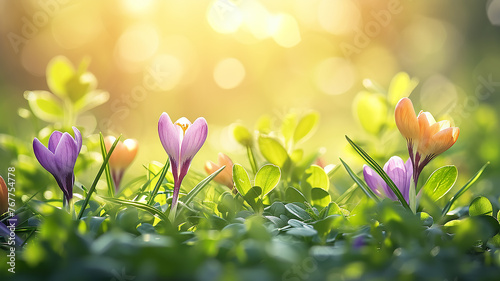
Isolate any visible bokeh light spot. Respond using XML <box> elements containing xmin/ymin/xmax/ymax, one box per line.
<box><xmin>207</xmin><ymin>0</ymin><xmax>243</xmax><ymax>34</ymax></box>
<box><xmin>318</xmin><ymin>0</ymin><xmax>360</xmax><ymax>35</ymax></box>
<box><xmin>51</xmin><ymin>5</ymin><xmax>103</xmax><ymax>49</ymax></box>
<box><xmin>213</xmin><ymin>58</ymin><xmax>246</xmax><ymax>89</ymax></box>
<box><xmin>315</xmin><ymin>57</ymin><xmax>355</xmax><ymax>95</ymax></box>
<box><xmin>148</xmin><ymin>54</ymin><xmax>184</xmax><ymax>91</ymax></box>
<box><xmin>117</xmin><ymin>23</ymin><xmax>159</xmax><ymax>63</ymax></box>
<box><xmin>268</xmin><ymin>13</ymin><xmax>302</xmax><ymax>48</ymax></box>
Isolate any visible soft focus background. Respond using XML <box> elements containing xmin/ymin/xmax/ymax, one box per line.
<box><xmin>0</xmin><ymin>0</ymin><xmax>499</xmax><ymax>198</ymax></box>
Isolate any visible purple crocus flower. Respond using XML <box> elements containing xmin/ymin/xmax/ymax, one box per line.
<box><xmin>158</xmin><ymin>113</ymin><xmax>208</xmax><ymax>217</ymax></box>
<box><xmin>363</xmin><ymin>156</ymin><xmax>413</xmax><ymax>203</ymax></box>
<box><xmin>33</xmin><ymin>127</ymin><xmax>82</xmax><ymax>204</ymax></box>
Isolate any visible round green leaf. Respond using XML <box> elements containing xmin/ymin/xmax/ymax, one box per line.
<box><xmin>24</xmin><ymin>91</ymin><xmax>64</xmax><ymax>122</ymax></box>
<box><xmin>233</xmin><ymin>124</ymin><xmax>253</xmax><ymax>146</ymax></box>
<box><xmin>284</xmin><ymin>186</ymin><xmax>307</xmax><ymax>203</ymax></box>
<box><xmin>281</xmin><ymin>113</ymin><xmax>297</xmax><ymax>146</ymax></box>
<box><xmin>301</xmin><ymin>165</ymin><xmax>329</xmax><ymax>191</ymax></box>
<box><xmin>422</xmin><ymin>165</ymin><xmax>458</xmax><ymax>202</ymax></box>
<box><xmin>293</xmin><ymin>111</ymin><xmax>319</xmax><ymax>144</ymax></box>
<box><xmin>353</xmin><ymin>91</ymin><xmax>387</xmax><ymax>135</ymax></box>
<box><xmin>311</xmin><ymin>188</ymin><xmax>331</xmax><ymax>208</ymax></box>
<box><xmin>258</xmin><ymin>135</ymin><xmax>288</xmax><ymax>167</ymax></box>
<box><xmin>233</xmin><ymin>164</ymin><xmax>251</xmax><ymax>196</ymax></box>
<box><xmin>254</xmin><ymin>164</ymin><xmax>281</xmax><ymax>197</ymax></box>
<box><xmin>46</xmin><ymin>56</ymin><xmax>75</xmax><ymax>98</ymax></box>
<box><xmin>469</xmin><ymin>196</ymin><xmax>493</xmax><ymax>216</ymax></box>
<box><xmin>388</xmin><ymin>72</ymin><xmax>418</xmax><ymax>106</ymax></box>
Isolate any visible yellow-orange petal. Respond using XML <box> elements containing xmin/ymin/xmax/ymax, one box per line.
<box><xmin>430</xmin><ymin>127</ymin><xmax>459</xmax><ymax>155</ymax></box>
<box><xmin>0</xmin><ymin>176</ymin><xmax>7</xmax><ymax>214</ymax></box>
<box><xmin>104</xmin><ymin>136</ymin><xmax>139</xmax><ymax>170</ymax></box>
<box><xmin>395</xmin><ymin>98</ymin><xmax>420</xmax><ymax>141</ymax></box>
<box><xmin>205</xmin><ymin>153</ymin><xmax>234</xmax><ymax>189</ymax></box>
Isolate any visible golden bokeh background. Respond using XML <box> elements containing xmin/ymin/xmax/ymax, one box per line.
<box><xmin>1</xmin><ymin>0</ymin><xmax>499</xmax><ymax>183</ymax></box>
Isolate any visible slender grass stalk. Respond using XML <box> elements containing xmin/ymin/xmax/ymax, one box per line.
<box><xmin>77</xmin><ymin>134</ymin><xmax>121</xmax><ymax>220</ymax></box>
<box><xmin>147</xmin><ymin>159</ymin><xmax>170</xmax><ymax>205</ymax></box>
<box><xmin>99</xmin><ymin>133</ymin><xmax>115</xmax><ymax>197</ymax></box>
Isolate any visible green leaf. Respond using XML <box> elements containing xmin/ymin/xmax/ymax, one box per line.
<box><xmin>293</xmin><ymin>111</ymin><xmax>319</xmax><ymax>144</ymax></box>
<box><xmin>345</xmin><ymin>136</ymin><xmax>409</xmax><ymax>210</ymax></box>
<box><xmin>46</xmin><ymin>56</ymin><xmax>75</xmax><ymax>98</ymax></box>
<box><xmin>311</xmin><ymin>188</ymin><xmax>331</xmax><ymax>208</ymax></box>
<box><xmin>181</xmin><ymin>165</ymin><xmax>225</xmax><ymax>207</ymax></box>
<box><xmin>233</xmin><ymin>124</ymin><xmax>253</xmax><ymax>146</ymax></box>
<box><xmin>281</xmin><ymin>113</ymin><xmax>297</xmax><ymax>147</ymax></box>
<box><xmin>323</xmin><ymin>202</ymin><xmax>342</xmax><ymax>217</ymax></box>
<box><xmin>388</xmin><ymin>72</ymin><xmax>418</xmax><ymax>106</ymax></box>
<box><xmin>99</xmin><ymin>133</ymin><xmax>115</xmax><ymax>197</ymax></box>
<box><xmin>469</xmin><ymin>196</ymin><xmax>493</xmax><ymax>216</ymax></box>
<box><xmin>101</xmin><ymin>196</ymin><xmax>168</xmax><ymax>222</ymax></box>
<box><xmin>258</xmin><ymin>135</ymin><xmax>289</xmax><ymax>167</ymax></box>
<box><xmin>233</xmin><ymin>164</ymin><xmax>252</xmax><ymax>196</ymax></box>
<box><xmin>147</xmin><ymin>159</ymin><xmax>170</xmax><ymax>205</ymax></box>
<box><xmin>256</xmin><ymin>114</ymin><xmax>272</xmax><ymax>134</ymax></box>
<box><xmin>422</xmin><ymin>165</ymin><xmax>458</xmax><ymax>202</ymax></box>
<box><xmin>285</xmin><ymin>203</ymin><xmax>312</xmax><ymax>221</ymax></box>
<box><xmin>74</xmin><ymin>90</ymin><xmax>109</xmax><ymax>113</ymax></box>
<box><xmin>66</xmin><ymin>71</ymin><xmax>97</xmax><ymax>102</ymax></box>
<box><xmin>284</xmin><ymin>186</ymin><xmax>307</xmax><ymax>203</ymax></box>
<box><xmin>24</xmin><ymin>91</ymin><xmax>64</xmax><ymax>122</ymax></box>
<box><xmin>353</xmin><ymin>92</ymin><xmax>387</xmax><ymax>135</ymax></box>
<box><xmin>243</xmin><ymin>186</ymin><xmax>263</xmax><ymax>213</ymax></box>
<box><xmin>339</xmin><ymin>158</ymin><xmax>380</xmax><ymax>202</ymax></box>
<box><xmin>302</xmin><ymin>165</ymin><xmax>329</xmax><ymax>191</ymax></box>
<box><xmin>254</xmin><ymin>164</ymin><xmax>281</xmax><ymax>197</ymax></box>
<box><xmin>442</xmin><ymin>162</ymin><xmax>489</xmax><ymax>216</ymax></box>
<box><xmin>287</xmin><ymin>227</ymin><xmax>317</xmax><ymax>237</ymax></box>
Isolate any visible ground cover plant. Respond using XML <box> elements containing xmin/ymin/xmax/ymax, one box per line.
<box><xmin>0</xmin><ymin>57</ymin><xmax>499</xmax><ymax>281</ymax></box>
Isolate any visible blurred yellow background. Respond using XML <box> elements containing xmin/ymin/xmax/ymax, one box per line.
<box><xmin>1</xmin><ymin>0</ymin><xmax>499</xmax><ymax>187</ymax></box>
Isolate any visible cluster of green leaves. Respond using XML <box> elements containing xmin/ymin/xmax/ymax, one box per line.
<box><xmin>1</xmin><ymin>65</ymin><xmax>500</xmax><ymax>280</ymax></box>
<box><xmin>23</xmin><ymin>56</ymin><xmax>109</xmax><ymax>129</ymax></box>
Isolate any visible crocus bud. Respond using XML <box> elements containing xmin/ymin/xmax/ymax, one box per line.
<box><xmin>363</xmin><ymin>156</ymin><xmax>413</xmax><ymax>203</ymax></box>
<box><xmin>0</xmin><ymin>176</ymin><xmax>7</xmax><ymax>214</ymax></box>
<box><xmin>104</xmin><ymin>136</ymin><xmax>138</xmax><ymax>190</ymax></box>
<box><xmin>205</xmin><ymin>153</ymin><xmax>234</xmax><ymax>190</ymax></box>
<box><xmin>33</xmin><ymin>127</ymin><xmax>82</xmax><ymax>205</ymax></box>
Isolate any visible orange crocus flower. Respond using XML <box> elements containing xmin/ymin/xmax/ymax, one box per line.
<box><xmin>395</xmin><ymin>97</ymin><xmax>459</xmax><ymax>186</ymax></box>
<box><xmin>104</xmin><ymin>136</ymin><xmax>139</xmax><ymax>191</ymax></box>
<box><xmin>205</xmin><ymin>153</ymin><xmax>234</xmax><ymax>190</ymax></box>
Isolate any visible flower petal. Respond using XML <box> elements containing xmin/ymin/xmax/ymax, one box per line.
<box><xmin>362</xmin><ymin>165</ymin><xmax>384</xmax><ymax>197</ymax></box>
<box><xmin>158</xmin><ymin>112</ymin><xmax>181</xmax><ymax>165</ymax></box>
<box><xmin>428</xmin><ymin>127</ymin><xmax>460</xmax><ymax>155</ymax></box>
<box><xmin>384</xmin><ymin>156</ymin><xmax>412</xmax><ymax>202</ymax></box>
<box><xmin>180</xmin><ymin>117</ymin><xmax>208</xmax><ymax>165</ymax></box>
<box><xmin>395</xmin><ymin>98</ymin><xmax>419</xmax><ymax>141</ymax></box>
<box><xmin>72</xmin><ymin>126</ymin><xmax>82</xmax><ymax>154</ymax></box>
<box><xmin>33</xmin><ymin>138</ymin><xmax>57</xmax><ymax>174</ymax></box>
<box><xmin>53</xmin><ymin>133</ymin><xmax>79</xmax><ymax>174</ymax></box>
<box><xmin>48</xmin><ymin>131</ymin><xmax>63</xmax><ymax>153</ymax></box>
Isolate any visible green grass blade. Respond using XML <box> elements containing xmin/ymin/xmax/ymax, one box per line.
<box><xmin>345</xmin><ymin>136</ymin><xmax>410</xmax><ymax>211</ymax></box>
<box><xmin>441</xmin><ymin>162</ymin><xmax>489</xmax><ymax>217</ymax></box>
<box><xmin>147</xmin><ymin>159</ymin><xmax>170</xmax><ymax>205</ymax></box>
<box><xmin>77</xmin><ymin>135</ymin><xmax>121</xmax><ymax>220</ymax></box>
<box><xmin>100</xmin><ymin>196</ymin><xmax>169</xmax><ymax>222</ymax></box>
<box><xmin>181</xmin><ymin>165</ymin><xmax>225</xmax><ymax>208</ymax></box>
<box><xmin>99</xmin><ymin>133</ymin><xmax>115</xmax><ymax>197</ymax></box>
<box><xmin>340</xmin><ymin>158</ymin><xmax>380</xmax><ymax>202</ymax></box>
